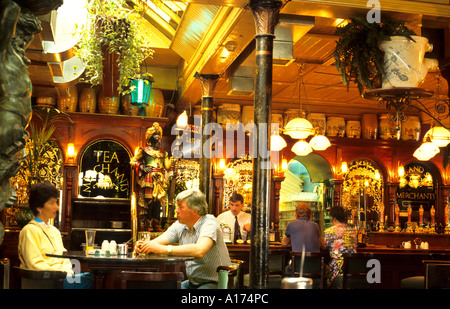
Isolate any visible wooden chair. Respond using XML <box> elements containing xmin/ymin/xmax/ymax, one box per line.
<box><xmin>423</xmin><ymin>260</ymin><xmax>450</xmax><ymax>289</ymax></box>
<box><xmin>342</xmin><ymin>252</ymin><xmax>376</xmax><ymax>289</ymax></box>
<box><xmin>217</xmin><ymin>259</ymin><xmax>245</xmax><ymax>289</ymax></box>
<box><xmin>14</xmin><ymin>267</ymin><xmax>67</xmax><ymax>289</ymax></box>
<box><xmin>289</xmin><ymin>252</ymin><xmax>328</xmax><ymax>289</ymax></box>
<box><xmin>117</xmin><ymin>271</ymin><xmax>185</xmax><ymax>289</ymax></box>
<box><xmin>0</xmin><ymin>258</ymin><xmax>10</xmax><ymax>289</ymax></box>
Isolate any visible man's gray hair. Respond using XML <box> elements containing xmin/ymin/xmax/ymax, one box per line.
<box><xmin>175</xmin><ymin>189</ymin><xmax>208</xmax><ymax>216</ymax></box>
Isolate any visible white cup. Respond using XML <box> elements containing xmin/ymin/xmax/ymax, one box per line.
<box><xmin>402</xmin><ymin>241</ymin><xmax>411</xmax><ymax>249</ymax></box>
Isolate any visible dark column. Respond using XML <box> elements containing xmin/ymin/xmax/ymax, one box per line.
<box><xmin>195</xmin><ymin>73</ymin><xmax>219</xmax><ymax>212</ymax></box>
<box><xmin>249</xmin><ymin>0</ymin><xmax>281</xmax><ymax>289</ymax></box>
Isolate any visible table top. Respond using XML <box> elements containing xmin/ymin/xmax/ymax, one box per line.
<box><xmin>47</xmin><ymin>251</ymin><xmax>195</xmax><ymax>264</ymax></box>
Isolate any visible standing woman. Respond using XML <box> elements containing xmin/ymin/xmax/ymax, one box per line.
<box><xmin>321</xmin><ymin>206</ymin><xmax>357</xmax><ymax>288</ymax></box>
<box><xmin>18</xmin><ymin>182</ymin><xmax>92</xmax><ymax>289</ymax></box>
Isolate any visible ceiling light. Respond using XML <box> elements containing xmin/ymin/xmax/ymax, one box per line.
<box><xmin>425</xmin><ymin>126</ymin><xmax>450</xmax><ymax>147</ymax></box>
<box><xmin>292</xmin><ymin>140</ymin><xmax>312</xmax><ymax>156</ymax></box>
<box><xmin>413</xmin><ymin>140</ymin><xmax>440</xmax><ymax>161</ymax></box>
<box><xmin>270</xmin><ymin>134</ymin><xmax>287</xmax><ymax>151</ymax></box>
<box><xmin>309</xmin><ymin>135</ymin><xmax>331</xmax><ymax>151</ymax></box>
<box><xmin>284</xmin><ymin>118</ymin><xmax>314</xmax><ymax>139</ymax></box>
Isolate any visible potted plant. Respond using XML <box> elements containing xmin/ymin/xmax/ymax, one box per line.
<box><xmin>13</xmin><ymin>107</ymin><xmax>71</xmax><ymax>227</ymax></box>
<box><xmin>333</xmin><ymin>17</ymin><xmax>420</xmax><ymax>95</ymax></box>
<box><xmin>74</xmin><ymin>0</ymin><xmax>153</xmax><ymax>97</ymax></box>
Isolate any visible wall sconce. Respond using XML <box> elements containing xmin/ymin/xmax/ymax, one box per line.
<box><xmin>398</xmin><ymin>165</ymin><xmax>405</xmax><ymax>177</ymax></box>
<box><xmin>176</xmin><ymin>110</ymin><xmax>189</xmax><ymax>128</ymax></box>
<box><xmin>67</xmin><ymin>143</ymin><xmax>75</xmax><ymax>158</ymax></box>
<box><xmin>281</xmin><ymin>158</ymin><xmax>288</xmax><ymax>171</ymax></box>
<box><xmin>340</xmin><ymin>161</ymin><xmax>348</xmax><ymax>174</ymax></box>
<box><xmin>218</xmin><ymin>158</ymin><xmax>226</xmax><ymax>171</ymax></box>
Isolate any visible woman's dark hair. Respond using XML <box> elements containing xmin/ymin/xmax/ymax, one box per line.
<box><xmin>29</xmin><ymin>182</ymin><xmax>59</xmax><ymax>215</ymax></box>
<box><xmin>329</xmin><ymin>206</ymin><xmax>347</xmax><ymax>223</ymax></box>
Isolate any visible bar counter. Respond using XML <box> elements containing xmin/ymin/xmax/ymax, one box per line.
<box><xmin>356</xmin><ymin>243</ymin><xmax>450</xmax><ymax>288</ymax></box>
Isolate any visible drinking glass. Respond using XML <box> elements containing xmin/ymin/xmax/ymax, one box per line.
<box><xmin>138</xmin><ymin>231</ymin><xmax>151</xmax><ymax>242</ymax></box>
<box><xmin>85</xmin><ymin>230</ymin><xmax>96</xmax><ymax>254</ymax></box>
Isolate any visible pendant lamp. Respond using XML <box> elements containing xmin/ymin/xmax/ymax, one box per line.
<box><xmin>292</xmin><ymin>140</ymin><xmax>312</xmax><ymax>156</ymax></box>
<box><xmin>130</xmin><ymin>76</ymin><xmax>154</xmax><ymax>107</ymax></box>
<box><xmin>424</xmin><ymin>126</ymin><xmax>450</xmax><ymax>148</ymax></box>
<box><xmin>413</xmin><ymin>139</ymin><xmax>440</xmax><ymax>161</ymax></box>
<box><xmin>284</xmin><ymin>118</ymin><xmax>315</xmax><ymax>139</ymax></box>
<box><xmin>271</xmin><ymin>134</ymin><xmax>287</xmax><ymax>151</ymax></box>
<box><xmin>309</xmin><ymin>135</ymin><xmax>331</xmax><ymax>151</ymax></box>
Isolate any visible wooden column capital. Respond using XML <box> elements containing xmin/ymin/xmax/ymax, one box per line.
<box><xmin>195</xmin><ymin>72</ymin><xmax>220</xmax><ymax>98</ymax></box>
<box><xmin>249</xmin><ymin>0</ymin><xmax>282</xmax><ymax>36</ymax></box>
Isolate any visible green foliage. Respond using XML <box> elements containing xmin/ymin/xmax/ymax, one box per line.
<box><xmin>333</xmin><ymin>17</ymin><xmax>416</xmax><ymax>95</ymax></box>
<box><xmin>19</xmin><ymin>107</ymin><xmax>72</xmax><ymax>189</ymax></box>
<box><xmin>74</xmin><ymin>0</ymin><xmax>154</xmax><ymax>94</ymax></box>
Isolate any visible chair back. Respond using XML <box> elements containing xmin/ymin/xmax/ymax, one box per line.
<box><xmin>14</xmin><ymin>267</ymin><xmax>67</xmax><ymax>289</ymax></box>
<box><xmin>290</xmin><ymin>252</ymin><xmax>327</xmax><ymax>289</ymax></box>
<box><xmin>117</xmin><ymin>271</ymin><xmax>184</xmax><ymax>289</ymax></box>
<box><xmin>0</xmin><ymin>259</ymin><xmax>10</xmax><ymax>289</ymax></box>
<box><xmin>342</xmin><ymin>252</ymin><xmax>375</xmax><ymax>289</ymax></box>
<box><xmin>217</xmin><ymin>259</ymin><xmax>245</xmax><ymax>289</ymax></box>
<box><xmin>423</xmin><ymin>260</ymin><xmax>450</xmax><ymax>289</ymax></box>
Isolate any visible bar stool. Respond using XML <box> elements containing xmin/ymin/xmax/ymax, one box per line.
<box><xmin>289</xmin><ymin>252</ymin><xmax>328</xmax><ymax>289</ymax></box>
<box><xmin>342</xmin><ymin>252</ymin><xmax>375</xmax><ymax>289</ymax></box>
<box><xmin>0</xmin><ymin>258</ymin><xmax>10</xmax><ymax>289</ymax></box>
<box><xmin>217</xmin><ymin>259</ymin><xmax>244</xmax><ymax>289</ymax></box>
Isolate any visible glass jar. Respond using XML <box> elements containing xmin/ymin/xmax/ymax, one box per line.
<box><xmin>401</xmin><ymin>116</ymin><xmax>421</xmax><ymax>141</ymax></box>
<box><xmin>346</xmin><ymin>120</ymin><xmax>361</xmax><ymax>138</ymax></box>
<box><xmin>379</xmin><ymin>114</ymin><xmax>400</xmax><ymax>140</ymax></box>
<box><xmin>327</xmin><ymin>116</ymin><xmax>345</xmax><ymax>137</ymax></box>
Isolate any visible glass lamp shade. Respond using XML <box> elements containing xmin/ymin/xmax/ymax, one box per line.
<box><xmin>284</xmin><ymin>118</ymin><xmax>314</xmax><ymax>139</ymax></box>
<box><xmin>130</xmin><ymin>79</ymin><xmax>152</xmax><ymax>107</ymax></box>
<box><xmin>413</xmin><ymin>141</ymin><xmax>440</xmax><ymax>161</ymax></box>
<box><xmin>270</xmin><ymin>134</ymin><xmax>287</xmax><ymax>151</ymax></box>
<box><xmin>309</xmin><ymin>135</ymin><xmax>331</xmax><ymax>151</ymax></box>
<box><xmin>176</xmin><ymin>111</ymin><xmax>188</xmax><ymax>128</ymax></box>
<box><xmin>292</xmin><ymin>140</ymin><xmax>312</xmax><ymax>156</ymax></box>
<box><xmin>425</xmin><ymin>126</ymin><xmax>450</xmax><ymax>147</ymax></box>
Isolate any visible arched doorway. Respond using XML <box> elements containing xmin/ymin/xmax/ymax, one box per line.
<box><xmin>279</xmin><ymin>153</ymin><xmax>334</xmax><ymax>236</ymax></box>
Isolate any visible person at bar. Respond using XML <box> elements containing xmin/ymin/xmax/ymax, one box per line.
<box><xmin>18</xmin><ymin>182</ymin><xmax>92</xmax><ymax>289</ymax></box>
<box><xmin>217</xmin><ymin>193</ymin><xmax>251</xmax><ymax>243</ymax></box>
<box><xmin>281</xmin><ymin>202</ymin><xmax>320</xmax><ymax>252</ymax></box>
<box><xmin>134</xmin><ymin>189</ymin><xmax>231</xmax><ymax>289</ymax></box>
<box><xmin>321</xmin><ymin>206</ymin><xmax>357</xmax><ymax>289</ymax></box>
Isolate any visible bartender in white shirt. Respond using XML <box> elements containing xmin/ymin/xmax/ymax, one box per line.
<box><xmin>217</xmin><ymin>193</ymin><xmax>251</xmax><ymax>243</ymax></box>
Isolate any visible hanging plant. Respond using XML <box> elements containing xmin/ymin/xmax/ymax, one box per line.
<box><xmin>74</xmin><ymin>0</ymin><xmax>154</xmax><ymax>95</ymax></box>
<box><xmin>333</xmin><ymin>17</ymin><xmax>416</xmax><ymax>95</ymax></box>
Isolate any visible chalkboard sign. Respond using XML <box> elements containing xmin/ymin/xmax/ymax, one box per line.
<box><xmin>78</xmin><ymin>139</ymin><xmax>131</xmax><ymax>198</ymax></box>
<box><xmin>396</xmin><ymin>162</ymin><xmax>435</xmax><ymax>212</ymax></box>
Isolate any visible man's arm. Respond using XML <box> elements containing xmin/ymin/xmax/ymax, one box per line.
<box><xmin>138</xmin><ymin>236</ymin><xmax>214</xmax><ymax>259</ymax></box>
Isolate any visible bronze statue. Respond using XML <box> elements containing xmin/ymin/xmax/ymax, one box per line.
<box><xmin>131</xmin><ymin>123</ymin><xmax>172</xmax><ymax>231</ymax></box>
<box><xmin>0</xmin><ymin>0</ymin><xmax>61</xmax><ymax>244</ymax></box>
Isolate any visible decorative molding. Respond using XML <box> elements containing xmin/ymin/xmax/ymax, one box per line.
<box><xmin>195</xmin><ymin>73</ymin><xmax>220</xmax><ymax>98</ymax></box>
<box><xmin>249</xmin><ymin>0</ymin><xmax>282</xmax><ymax>36</ymax></box>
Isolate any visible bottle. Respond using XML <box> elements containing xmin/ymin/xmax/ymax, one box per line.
<box><xmin>269</xmin><ymin>223</ymin><xmax>275</xmax><ymax>242</ymax></box>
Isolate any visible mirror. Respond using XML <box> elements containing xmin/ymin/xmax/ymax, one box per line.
<box><xmin>341</xmin><ymin>159</ymin><xmax>383</xmax><ymax>229</ymax></box>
